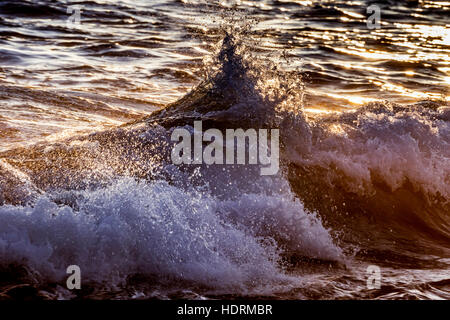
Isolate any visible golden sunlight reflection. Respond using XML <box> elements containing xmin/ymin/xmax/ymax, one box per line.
<box><xmin>328</xmin><ymin>123</ymin><xmax>347</xmax><ymax>135</ymax></box>
<box><xmin>310</xmin><ymin>90</ymin><xmax>378</xmax><ymax>106</ymax></box>
<box><xmin>371</xmin><ymin>80</ymin><xmax>445</xmax><ymax>100</ymax></box>
<box><xmin>303</xmin><ymin>107</ymin><xmax>334</xmax><ymax>115</ymax></box>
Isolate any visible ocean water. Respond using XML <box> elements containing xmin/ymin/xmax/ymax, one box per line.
<box><xmin>0</xmin><ymin>0</ymin><xmax>449</xmax><ymax>299</ymax></box>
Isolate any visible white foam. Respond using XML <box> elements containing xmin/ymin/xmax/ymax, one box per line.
<box><xmin>289</xmin><ymin>103</ymin><xmax>450</xmax><ymax>200</ymax></box>
<box><xmin>0</xmin><ymin>177</ymin><xmax>341</xmax><ymax>294</ymax></box>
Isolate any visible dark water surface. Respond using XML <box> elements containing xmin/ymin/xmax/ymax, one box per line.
<box><xmin>0</xmin><ymin>0</ymin><xmax>449</xmax><ymax>299</ymax></box>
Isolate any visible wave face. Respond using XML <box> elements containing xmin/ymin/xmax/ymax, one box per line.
<box><xmin>0</xmin><ymin>0</ymin><xmax>449</xmax><ymax>300</ymax></box>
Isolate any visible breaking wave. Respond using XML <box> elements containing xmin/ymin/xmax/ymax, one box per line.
<box><xmin>0</xmin><ymin>30</ymin><xmax>448</xmax><ymax>299</ymax></box>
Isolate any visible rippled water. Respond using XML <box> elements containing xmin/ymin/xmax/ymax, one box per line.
<box><xmin>0</xmin><ymin>0</ymin><xmax>449</xmax><ymax>300</ymax></box>
<box><xmin>1</xmin><ymin>0</ymin><xmax>448</xmax><ymax>151</ymax></box>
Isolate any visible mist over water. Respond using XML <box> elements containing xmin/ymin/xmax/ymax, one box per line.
<box><xmin>0</xmin><ymin>0</ymin><xmax>449</xmax><ymax>299</ymax></box>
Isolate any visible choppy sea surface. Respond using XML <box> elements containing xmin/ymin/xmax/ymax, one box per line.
<box><xmin>0</xmin><ymin>0</ymin><xmax>449</xmax><ymax>299</ymax></box>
